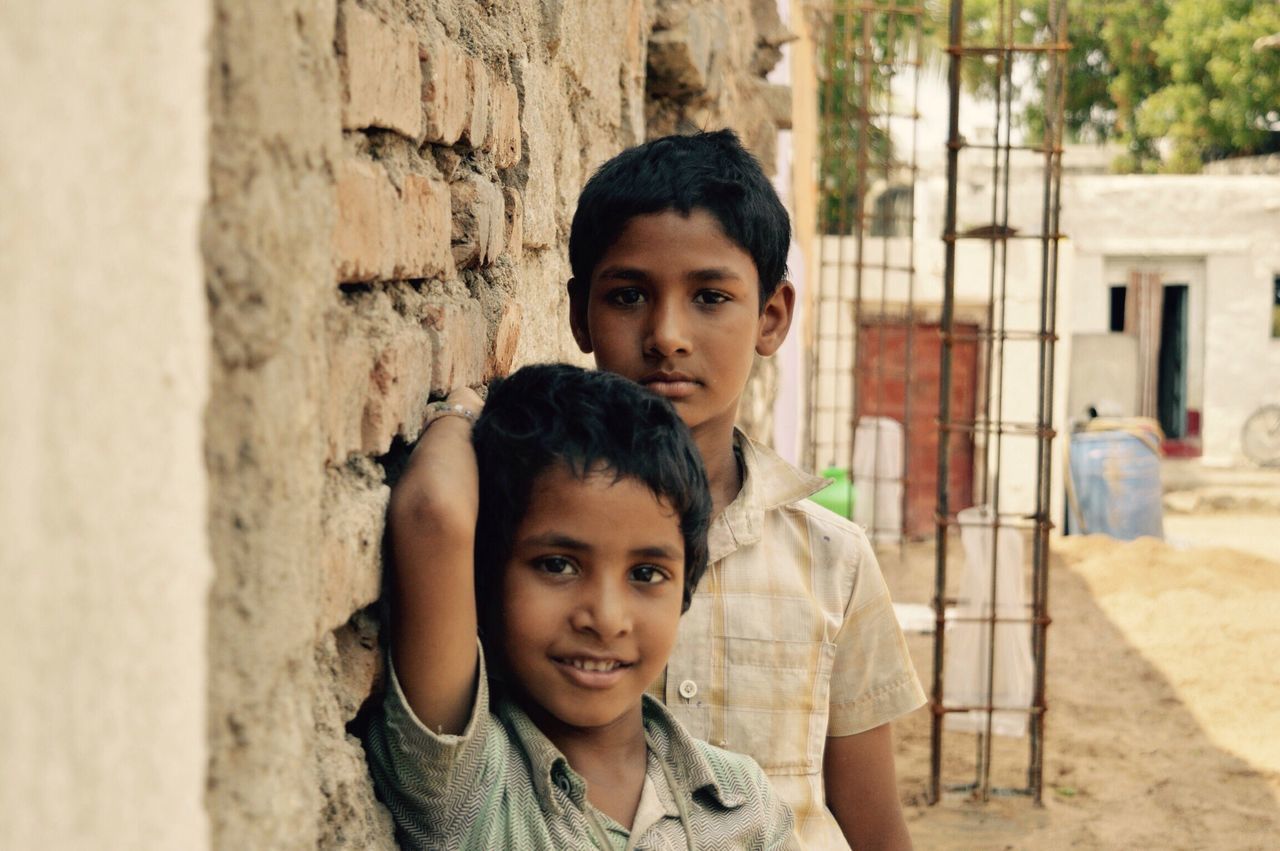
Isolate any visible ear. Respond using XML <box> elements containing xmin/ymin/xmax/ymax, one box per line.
<box><xmin>755</xmin><ymin>280</ymin><xmax>795</xmax><ymax>357</ymax></box>
<box><xmin>567</xmin><ymin>278</ymin><xmax>594</xmax><ymax>354</ymax></box>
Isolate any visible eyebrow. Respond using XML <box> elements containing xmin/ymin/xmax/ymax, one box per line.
<box><xmin>594</xmin><ymin>265</ymin><xmax>744</xmax><ymax>284</ymax></box>
<box><xmin>594</xmin><ymin>266</ymin><xmax>648</xmax><ymax>282</ymax></box>
<box><xmin>517</xmin><ymin>532</ymin><xmax>681</xmax><ymax>562</ymax></box>
<box><xmin>688</xmin><ymin>267</ymin><xmax>741</xmax><ymax>282</ymax></box>
<box><xmin>519</xmin><ymin>532</ymin><xmax>591</xmax><ymax>551</ymax></box>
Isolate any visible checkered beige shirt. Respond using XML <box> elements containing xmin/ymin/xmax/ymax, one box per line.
<box><xmin>649</xmin><ymin>433</ymin><xmax>925</xmax><ymax>849</ymax></box>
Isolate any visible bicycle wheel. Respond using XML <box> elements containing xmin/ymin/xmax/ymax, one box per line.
<box><xmin>1241</xmin><ymin>404</ymin><xmax>1280</xmax><ymax>467</ymax></box>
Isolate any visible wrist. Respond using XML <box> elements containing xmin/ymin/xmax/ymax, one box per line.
<box><xmin>423</xmin><ymin>400</ymin><xmax>479</xmax><ymax>430</ymax></box>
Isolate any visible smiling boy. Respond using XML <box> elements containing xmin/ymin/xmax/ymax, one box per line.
<box><xmin>364</xmin><ymin>364</ymin><xmax>796</xmax><ymax>849</ymax></box>
<box><xmin>568</xmin><ymin>131</ymin><xmax>926</xmax><ymax>849</ymax></box>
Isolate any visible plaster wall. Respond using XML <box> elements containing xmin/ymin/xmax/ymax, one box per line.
<box><xmin>0</xmin><ymin>2</ymin><xmax>211</xmax><ymax>848</ymax></box>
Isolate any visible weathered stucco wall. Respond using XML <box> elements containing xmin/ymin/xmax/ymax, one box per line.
<box><xmin>203</xmin><ymin>0</ymin><xmax>791</xmax><ymax>846</ymax></box>
<box><xmin>0</xmin><ymin>2</ymin><xmax>211</xmax><ymax>848</ymax></box>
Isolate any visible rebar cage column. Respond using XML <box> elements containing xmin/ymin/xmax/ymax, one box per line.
<box><xmin>929</xmin><ymin>0</ymin><xmax>1068</xmax><ymax>804</ymax></box>
<box><xmin>805</xmin><ymin>0</ymin><xmax>927</xmax><ymax>547</ymax></box>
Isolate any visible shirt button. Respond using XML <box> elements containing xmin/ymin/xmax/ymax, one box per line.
<box><xmin>678</xmin><ymin>679</ymin><xmax>698</xmax><ymax>700</ymax></box>
<box><xmin>553</xmin><ymin>767</ymin><xmax>572</xmax><ymax>795</ymax></box>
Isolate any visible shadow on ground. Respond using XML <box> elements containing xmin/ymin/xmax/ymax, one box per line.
<box><xmin>879</xmin><ymin>541</ymin><xmax>1280</xmax><ymax>850</ymax></box>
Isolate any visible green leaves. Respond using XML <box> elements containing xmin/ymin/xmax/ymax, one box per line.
<box><xmin>958</xmin><ymin>0</ymin><xmax>1280</xmax><ymax>172</ymax></box>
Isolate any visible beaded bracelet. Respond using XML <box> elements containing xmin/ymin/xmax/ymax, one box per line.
<box><xmin>423</xmin><ymin>401</ymin><xmax>478</xmax><ymax>429</ymax></box>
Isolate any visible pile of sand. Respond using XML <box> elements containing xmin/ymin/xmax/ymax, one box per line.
<box><xmin>885</xmin><ymin>533</ymin><xmax>1280</xmax><ymax>849</ymax></box>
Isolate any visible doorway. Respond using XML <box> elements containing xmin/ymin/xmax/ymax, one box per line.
<box><xmin>1158</xmin><ymin>284</ymin><xmax>1189</xmax><ymax>439</ymax></box>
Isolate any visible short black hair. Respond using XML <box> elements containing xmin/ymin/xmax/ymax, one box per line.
<box><xmin>471</xmin><ymin>363</ymin><xmax>711</xmax><ymax>646</ymax></box>
<box><xmin>568</xmin><ymin>129</ymin><xmax>791</xmax><ymax>305</ymax></box>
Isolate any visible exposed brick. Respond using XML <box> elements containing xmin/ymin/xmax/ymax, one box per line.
<box><xmin>488</xmin><ymin>81</ymin><xmax>521</xmax><ymax>169</ymax></box>
<box><xmin>758</xmin><ymin>81</ymin><xmax>792</xmax><ymax>130</ymax></box>
<box><xmin>338</xmin><ymin>4</ymin><xmax>422</xmax><ymax>139</ymax></box>
<box><xmin>503</xmin><ymin>187</ymin><xmax>524</xmax><ymax>264</ymax></box>
<box><xmin>397</xmin><ymin>172</ymin><xmax>454</xmax><ymax>280</ymax></box>
<box><xmin>421</xmin><ymin>35</ymin><xmax>468</xmax><ymax>145</ymax></box>
<box><xmin>325</xmin><ymin>331</ymin><xmax>378</xmax><ymax>462</ymax></box>
<box><xmin>333</xmin><ymin>158</ymin><xmax>453</xmax><ymax>284</ymax></box>
<box><xmin>450</xmin><ymin>174</ymin><xmax>505</xmax><ymax>269</ymax></box>
<box><xmin>423</xmin><ymin>299</ymin><xmax>490</xmax><ymax>396</ymax></box>
<box><xmin>488</xmin><ymin>302</ymin><xmax>522</xmax><ymax>379</ymax></box>
<box><xmin>646</xmin><ymin>14</ymin><xmax>715</xmax><ymax>98</ymax></box>
<box><xmin>462</xmin><ymin>56</ymin><xmax>490</xmax><ymax>148</ymax></box>
<box><xmin>333</xmin><ymin>158</ymin><xmax>396</xmax><ymax>283</ymax></box>
<box><xmin>361</xmin><ymin>329</ymin><xmax>434</xmax><ymax>455</ymax></box>
<box><xmin>318</xmin><ymin>458</ymin><xmax>389</xmax><ymax>636</ymax></box>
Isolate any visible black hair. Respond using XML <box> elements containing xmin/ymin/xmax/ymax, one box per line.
<box><xmin>471</xmin><ymin>363</ymin><xmax>711</xmax><ymax>648</ymax></box>
<box><xmin>568</xmin><ymin>129</ymin><xmax>791</xmax><ymax>306</ymax></box>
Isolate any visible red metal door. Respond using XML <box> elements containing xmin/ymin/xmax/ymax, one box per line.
<box><xmin>855</xmin><ymin>320</ymin><xmax>977</xmax><ymax>538</ymax></box>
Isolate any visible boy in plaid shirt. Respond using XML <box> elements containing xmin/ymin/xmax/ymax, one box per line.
<box><xmin>567</xmin><ymin>131</ymin><xmax>925</xmax><ymax>849</ymax></box>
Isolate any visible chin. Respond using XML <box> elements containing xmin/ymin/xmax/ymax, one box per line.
<box><xmin>545</xmin><ymin>703</ymin><xmax>634</xmax><ymax>732</ymax></box>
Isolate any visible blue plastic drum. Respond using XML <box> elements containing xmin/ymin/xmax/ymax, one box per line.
<box><xmin>1067</xmin><ymin>430</ymin><xmax>1164</xmax><ymax>540</ymax></box>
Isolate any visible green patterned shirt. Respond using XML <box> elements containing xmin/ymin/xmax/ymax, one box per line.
<box><xmin>365</xmin><ymin>649</ymin><xmax>796</xmax><ymax>850</ymax></box>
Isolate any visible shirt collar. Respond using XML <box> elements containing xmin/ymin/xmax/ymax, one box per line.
<box><xmin>497</xmin><ymin>699</ymin><xmax>579</xmax><ymax>817</ymax></box>
<box><xmin>496</xmin><ymin>693</ymin><xmax>750</xmax><ymax>817</ymax></box>
<box><xmin>709</xmin><ymin>430</ymin><xmax>829</xmax><ymax>563</ymax></box>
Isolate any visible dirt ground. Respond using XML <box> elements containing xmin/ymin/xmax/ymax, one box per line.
<box><xmin>881</xmin><ymin>523</ymin><xmax>1280</xmax><ymax>850</ymax></box>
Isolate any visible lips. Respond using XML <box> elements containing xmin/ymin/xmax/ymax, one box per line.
<box><xmin>640</xmin><ymin>371</ymin><xmax>700</xmax><ymax>400</ymax></box>
<box><xmin>552</xmin><ymin>655</ymin><xmax>635</xmax><ymax>689</ymax></box>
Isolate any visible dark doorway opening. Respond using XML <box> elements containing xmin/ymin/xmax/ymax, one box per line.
<box><xmin>1108</xmin><ymin>285</ymin><xmax>1127</xmax><ymax>332</ymax></box>
<box><xmin>1158</xmin><ymin>284</ymin><xmax>1189</xmax><ymax>439</ymax></box>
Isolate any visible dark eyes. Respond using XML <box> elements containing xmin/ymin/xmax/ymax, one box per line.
<box><xmin>531</xmin><ymin>558</ymin><xmax>670</xmax><ymax>586</ymax></box>
<box><xmin>693</xmin><ymin>290</ymin><xmax>730</xmax><ymax>305</ymax></box>
<box><xmin>630</xmin><ymin>565</ymin><xmax>669</xmax><ymax>585</ymax></box>
<box><xmin>534</xmin><ymin>556</ymin><xmax>578</xmax><ymax>576</ymax></box>
<box><xmin>607</xmin><ymin>287</ymin><xmax>646</xmax><ymax>306</ymax></box>
<box><xmin>603</xmin><ymin>288</ymin><xmax>731</xmax><ymax>307</ymax></box>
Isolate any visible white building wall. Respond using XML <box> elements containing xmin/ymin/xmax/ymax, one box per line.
<box><xmin>1062</xmin><ymin>175</ymin><xmax>1280</xmax><ymax>465</ymax></box>
<box><xmin>0</xmin><ymin>2</ymin><xmax>211</xmax><ymax>848</ymax></box>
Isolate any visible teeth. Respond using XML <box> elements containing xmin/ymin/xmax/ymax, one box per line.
<box><xmin>568</xmin><ymin>658</ymin><xmax>620</xmax><ymax>672</ymax></box>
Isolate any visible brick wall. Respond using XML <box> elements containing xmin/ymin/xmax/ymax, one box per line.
<box><xmin>203</xmin><ymin>0</ymin><xmax>792</xmax><ymax>846</ymax></box>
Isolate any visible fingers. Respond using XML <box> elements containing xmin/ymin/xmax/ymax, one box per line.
<box><xmin>446</xmin><ymin>386</ymin><xmax>484</xmax><ymax>415</ymax></box>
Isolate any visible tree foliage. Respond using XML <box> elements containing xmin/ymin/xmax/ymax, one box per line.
<box><xmin>959</xmin><ymin>0</ymin><xmax>1280</xmax><ymax>172</ymax></box>
<box><xmin>815</xmin><ymin>3</ymin><xmax>939</xmax><ymax>234</ymax></box>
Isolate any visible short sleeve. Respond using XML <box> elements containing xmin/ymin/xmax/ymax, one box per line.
<box><xmin>826</xmin><ymin>533</ymin><xmax>926</xmax><ymax>737</ymax></box>
<box><xmin>363</xmin><ymin>641</ymin><xmax>497</xmax><ymax>844</ymax></box>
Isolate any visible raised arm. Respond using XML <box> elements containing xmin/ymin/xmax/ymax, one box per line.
<box><xmin>388</xmin><ymin>388</ymin><xmax>483</xmax><ymax>735</ymax></box>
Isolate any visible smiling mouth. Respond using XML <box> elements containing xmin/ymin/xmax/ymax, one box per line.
<box><xmin>552</xmin><ymin>656</ymin><xmax>635</xmax><ymax>688</ymax></box>
<box><xmin>555</xmin><ymin>657</ymin><xmax>632</xmax><ymax>672</ymax></box>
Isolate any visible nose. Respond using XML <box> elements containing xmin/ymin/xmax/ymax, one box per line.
<box><xmin>570</xmin><ymin>576</ymin><xmax>633</xmax><ymax>639</ymax></box>
<box><xmin>644</xmin><ymin>297</ymin><xmax>691</xmax><ymax>358</ymax></box>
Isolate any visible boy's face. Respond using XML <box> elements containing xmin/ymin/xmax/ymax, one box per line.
<box><xmin>569</xmin><ymin>209</ymin><xmax>794</xmax><ymax>441</ymax></box>
<box><xmin>501</xmin><ymin>463</ymin><xmax>685</xmax><ymax>735</ymax></box>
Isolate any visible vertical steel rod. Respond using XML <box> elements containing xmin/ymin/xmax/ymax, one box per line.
<box><xmin>929</xmin><ymin>0</ymin><xmax>965</xmax><ymax>806</ymax></box>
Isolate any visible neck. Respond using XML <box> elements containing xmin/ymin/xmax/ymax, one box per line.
<box><xmin>693</xmin><ymin>418</ymin><xmax>743</xmax><ymax>518</ymax></box>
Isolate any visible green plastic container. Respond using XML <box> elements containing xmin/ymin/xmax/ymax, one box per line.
<box><xmin>811</xmin><ymin>466</ymin><xmax>855</xmax><ymax>519</ymax></box>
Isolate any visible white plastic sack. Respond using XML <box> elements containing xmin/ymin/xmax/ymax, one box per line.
<box><xmin>852</xmin><ymin>416</ymin><xmax>903</xmax><ymax>544</ymax></box>
<box><xmin>943</xmin><ymin>505</ymin><xmax>1035</xmax><ymax>737</ymax></box>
